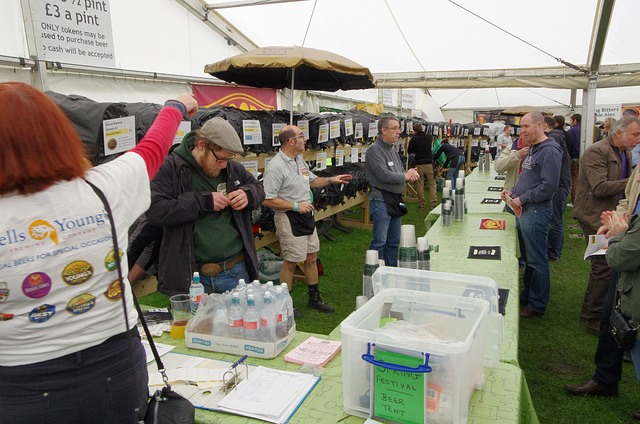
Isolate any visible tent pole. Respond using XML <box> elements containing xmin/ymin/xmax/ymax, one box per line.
<box><xmin>290</xmin><ymin>67</ymin><xmax>295</xmax><ymax>124</ymax></box>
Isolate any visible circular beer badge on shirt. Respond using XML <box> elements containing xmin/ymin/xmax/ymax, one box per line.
<box><xmin>104</xmin><ymin>280</ymin><xmax>122</xmax><ymax>301</ymax></box>
<box><xmin>29</xmin><ymin>304</ymin><xmax>56</xmax><ymax>323</ymax></box>
<box><xmin>62</xmin><ymin>260</ymin><xmax>94</xmax><ymax>286</ymax></box>
<box><xmin>104</xmin><ymin>249</ymin><xmax>123</xmax><ymax>272</ymax></box>
<box><xmin>22</xmin><ymin>272</ymin><xmax>52</xmax><ymax>299</ymax></box>
<box><xmin>66</xmin><ymin>294</ymin><xmax>96</xmax><ymax>315</ymax></box>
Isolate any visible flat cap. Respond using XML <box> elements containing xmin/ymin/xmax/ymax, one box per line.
<box><xmin>200</xmin><ymin>117</ymin><xmax>244</xmax><ymax>154</ymax></box>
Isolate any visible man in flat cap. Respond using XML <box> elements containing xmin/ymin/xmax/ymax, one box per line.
<box><xmin>147</xmin><ymin>117</ymin><xmax>265</xmax><ymax>295</ymax></box>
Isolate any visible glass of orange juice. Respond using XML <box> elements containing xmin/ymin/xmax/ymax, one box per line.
<box><xmin>169</xmin><ymin>294</ymin><xmax>190</xmax><ymax>338</ymax></box>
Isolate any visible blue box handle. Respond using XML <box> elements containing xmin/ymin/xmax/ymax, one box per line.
<box><xmin>361</xmin><ymin>343</ymin><xmax>432</xmax><ymax>373</ymax></box>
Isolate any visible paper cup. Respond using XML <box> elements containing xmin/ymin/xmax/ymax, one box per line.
<box><xmin>458</xmin><ymin>170</ymin><xmax>465</xmax><ymax>179</ymax></box>
<box><xmin>444</xmin><ymin>180</ymin><xmax>452</xmax><ymax>190</ymax></box>
<box><xmin>417</xmin><ymin>236</ymin><xmax>429</xmax><ymax>251</ymax></box>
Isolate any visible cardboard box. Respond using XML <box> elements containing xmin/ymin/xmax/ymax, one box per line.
<box><xmin>185</xmin><ymin>323</ymin><xmax>296</xmax><ymax>359</ymax></box>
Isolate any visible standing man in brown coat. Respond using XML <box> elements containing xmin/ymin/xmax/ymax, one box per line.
<box><xmin>573</xmin><ymin>116</ymin><xmax>640</xmax><ymax>333</ymax></box>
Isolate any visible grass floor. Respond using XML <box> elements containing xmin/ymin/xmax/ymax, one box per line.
<box><xmin>139</xmin><ymin>195</ymin><xmax>640</xmax><ymax>423</ymax></box>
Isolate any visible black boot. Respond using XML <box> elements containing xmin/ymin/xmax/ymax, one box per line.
<box><xmin>308</xmin><ymin>290</ymin><xmax>335</xmax><ymax>313</ymax></box>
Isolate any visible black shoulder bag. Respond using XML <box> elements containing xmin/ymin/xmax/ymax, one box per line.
<box><xmin>609</xmin><ymin>288</ymin><xmax>639</xmax><ymax>351</ymax></box>
<box><xmin>378</xmin><ymin>188</ymin><xmax>408</xmax><ymax>217</ymax></box>
<box><xmin>85</xmin><ymin>180</ymin><xmax>195</xmax><ymax>424</ymax></box>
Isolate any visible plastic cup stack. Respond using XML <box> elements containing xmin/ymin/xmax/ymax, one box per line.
<box><xmin>441</xmin><ymin>187</ymin><xmax>449</xmax><ymax>216</ymax></box>
<box><xmin>477</xmin><ymin>151</ymin><xmax>484</xmax><ymax>172</ymax></box>
<box><xmin>443</xmin><ymin>200</ymin><xmax>453</xmax><ymax>226</ymax></box>
<box><xmin>417</xmin><ymin>236</ymin><xmax>431</xmax><ymax>270</ymax></box>
<box><xmin>458</xmin><ymin>170</ymin><xmax>465</xmax><ymax>180</ymax></box>
<box><xmin>363</xmin><ymin>249</ymin><xmax>379</xmax><ymax>299</ymax></box>
<box><xmin>455</xmin><ymin>177</ymin><xmax>465</xmax><ymax>221</ymax></box>
<box><xmin>398</xmin><ymin>225</ymin><xmax>418</xmax><ymax>269</ymax></box>
<box><xmin>484</xmin><ymin>147</ymin><xmax>491</xmax><ymax>171</ymax></box>
<box><xmin>444</xmin><ymin>180</ymin><xmax>452</xmax><ymax>191</ymax></box>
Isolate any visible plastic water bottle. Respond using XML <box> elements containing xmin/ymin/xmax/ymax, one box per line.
<box><xmin>282</xmin><ymin>286</ymin><xmax>294</xmax><ymax>331</ymax></box>
<box><xmin>274</xmin><ymin>286</ymin><xmax>288</xmax><ymax>339</ymax></box>
<box><xmin>228</xmin><ymin>292</ymin><xmax>244</xmax><ymax>338</ymax></box>
<box><xmin>213</xmin><ymin>298</ymin><xmax>228</xmax><ymax>337</ymax></box>
<box><xmin>260</xmin><ymin>292</ymin><xmax>276</xmax><ymax>342</ymax></box>
<box><xmin>189</xmin><ymin>271</ymin><xmax>204</xmax><ymax>316</ymax></box>
<box><xmin>243</xmin><ymin>293</ymin><xmax>259</xmax><ymax>341</ymax></box>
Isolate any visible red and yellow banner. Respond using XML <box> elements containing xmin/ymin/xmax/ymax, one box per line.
<box><xmin>480</xmin><ymin>219</ymin><xmax>506</xmax><ymax>230</ymax></box>
<box><xmin>192</xmin><ymin>85</ymin><xmax>277</xmax><ymax>111</ymax></box>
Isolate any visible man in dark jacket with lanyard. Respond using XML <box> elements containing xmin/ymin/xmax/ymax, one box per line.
<box><xmin>502</xmin><ymin>112</ymin><xmax>562</xmax><ymax>317</ymax></box>
<box><xmin>147</xmin><ymin>117</ymin><xmax>265</xmax><ymax>295</ymax></box>
<box><xmin>407</xmin><ymin>122</ymin><xmax>436</xmax><ymax>210</ymax></box>
<box><xmin>365</xmin><ymin>116</ymin><xmax>419</xmax><ymax>266</ymax></box>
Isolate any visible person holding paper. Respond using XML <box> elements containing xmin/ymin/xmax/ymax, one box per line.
<box><xmin>501</xmin><ymin>112</ymin><xmax>561</xmax><ymax>318</ymax></box>
<box><xmin>565</xmin><ymin>156</ymin><xmax>640</xmax><ymax>412</ymax></box>
<box><xmin>262</xmin><ymin>125</ymin><xmax>352</xmax><ymax>317</ymax></box>
<box><xmin>0</xmin><ymin>83</ymin><xmax>197</xmax><ymax>423</ymax></box>
<box><xmin>573</xmin><ymin>116</ymin><xmax>640</xmax><ymax>333</ymax></box>
<box><xmin>147</xmin><ymin>117</ymin><xmax>265</xmax><ymax>295</ymax></box>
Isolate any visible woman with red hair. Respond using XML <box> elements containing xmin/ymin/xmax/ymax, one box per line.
<box><xmin>0</xmin><ymin>82</ymin><xmax>197</xmax><ymax>423</ymax></box>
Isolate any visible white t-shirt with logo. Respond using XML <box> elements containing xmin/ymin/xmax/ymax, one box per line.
<box><xmin>0</xmin><ymin>153</ymin><xmax>149</xmax><ymax>366</ymax></box>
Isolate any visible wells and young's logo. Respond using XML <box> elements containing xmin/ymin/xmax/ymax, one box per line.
<box><xmin>205</xmin><ymin>94</ymin><xmax>276</xmax><ymax>111</ymax></box>
<box><xmin>29</xmin><ymin>220</ymin><xmax>58</xmax><ymax>245</ymax></box>
<box><xmin>2</xmin><ymin>213</ymin><xmax>107</xmax><ymax>248</ymax></box>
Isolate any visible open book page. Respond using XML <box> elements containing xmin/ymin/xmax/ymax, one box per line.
<box><xmin>584</xmin><ymin>234</ymin><xmax>608</xmax><ymax>260</ymax></box>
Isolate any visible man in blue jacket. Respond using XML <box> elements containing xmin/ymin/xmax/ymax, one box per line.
<box><xmin>502</xmin><ymin>112</ymin><xmax>562</xmax><ymax>317</ymax></box>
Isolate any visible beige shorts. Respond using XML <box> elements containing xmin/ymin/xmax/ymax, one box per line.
<box><xmin>274</xmin><ymin>212</ymin><xmax>320</xmax><ymax>262</ymax></box>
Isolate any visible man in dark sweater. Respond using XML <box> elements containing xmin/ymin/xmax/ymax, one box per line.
<box><xmin>502</xmin><ymin>112</ymin><xmax>562</xmax><ymax>317</ymax></box>
<box><xmin>407</xmin><ymin>123</ymin><xmax>436</xmax><ymax>209</ymax></box>
<box><xmin>544</xmin><ymin>115</ymin><xmax>572</xmax><ymax>261</ymax></box>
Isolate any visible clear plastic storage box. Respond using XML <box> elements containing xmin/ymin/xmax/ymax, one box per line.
<box><xmin>341</xmin><ymin>288</ymin><xmax>489</xmax><ymax>424</ymax></box>
<box><xmin>372</xmin><ymin>267</ymin><xmax>503</xmax><ymax>367</ymax></box>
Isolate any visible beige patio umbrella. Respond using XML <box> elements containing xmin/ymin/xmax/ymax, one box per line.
<box><xmin>501</xmin><ymin>105</ymin><xmax>551</xmax><ymax>116</ymax></box>
<box><xmin>205</xmin><ymin>46</ymin><xmax>375</xmax><ymax>123</ymax></box>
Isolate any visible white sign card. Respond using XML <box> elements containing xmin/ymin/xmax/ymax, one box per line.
<box><xmin>368</xmin><ymin>121</ymin><xmax>378</xmax><ymax>139</ymax></box>
<box><xmin>361</xmin><ymin>147</ymin><xmax>368</xmax><ymax>162</ymax></box>
<box><xmin>103</xmin><ymin>116</ymin><xmax>135</xmax><ymax>156</ymax></box>
<box><xmin>595</xmin><ymin>104</ymin><xmax>622</xmax><ymax>120</ymax></box>
<box><xmin>351</xmin><ymin>147</ymin><xmax>359</xmax><ymax>163</ymax></box>
<box><xmin>473</xmin><ymin>127</ymin><xmax>481</xmax><ymax>136</ymax></box>
<box><xmin>382</xmin><ymin>89</ymin><xmax>394</xmax><ymax>105</ymax></box>
<box><xmin>272</xmin><ymin>123</ymin><xmax>285</xmax><ymax>146</ymax></box>
<box><xmin>406</xmin><ymin>121</ymin><xmax>412</xmax><ymax>134</ymax></box>
<box><xmin>241</xmin><ymin>160</ymin><xmax>259</xmax><ymax>178</ymax></box>
<box><xmin>335</xmin><ymin>149</ymin><xmax>344</xmax><ymax>166</ymax></box>
<box><xmin>318</xmin><ymin>124</ymin><xmax>329</xmax><ymax>144</ymax></box>
<box><xmin>480</xmin><ymin>140</ymin><xmax>487</xmax><ymax>148</ymax></box>
<box><xmin>345</xmin><ymin>118</ymin><xmax>354</xmax><ymax>136</ymax></box>
<box><xmin>173</xmin><ymin>121</ymin><xmax>192</xmax><ymax>145</ymax></box>
<box><xmin>316</xmin><ymin>152</ymin><xmax>327</xmax><ymax>170</ymax></box>
<box><xmin>330</xmin><ymin>121</ymin><xmax>340</xmax><ymax>139</ymax></box>
<box><xmin>355</xmin><ymin>123</ymin><xmax>363</xmax><ymax>139</ymax></box>
<box><xmin>297</xmin><ymin>119</ymin><xmax>310</xmax><ymax>140</ymax></box>
<box><xmin>472</xmin><ymin>139</ymin><xmax>479</xmax><ymax>147</ymax></box>
<box><xmin>432</xmin><ymin>126</ymin><xmax>439</xmax><ymax>136</ymax></box>
<box><xmin>33</xmin><ymin>0</ymin><xmax>116</xmax><ymax>67</ymax></box>
<box><xmin>401</xmin><ymin>91</ymin><xmax>416</xmax><ymax>109</ymax></box>
<box><xmin>242</xmin><ymin>120</ymin><xmax>262</xmax><ymax>145</ymax></box>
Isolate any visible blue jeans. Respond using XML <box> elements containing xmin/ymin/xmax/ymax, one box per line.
<box><xmin>0</xmin><ymin>332</ymin><xmax>148</xmax><ymax>424</ymax></box>
<box><xmin>517</xmin><ymin>205</ymin><xmax>553</xmax><ymax>313</ymax></box>
<box><xmin>632</xmin><ymin>338</ymin><xmax>640</xmax><ymax>383</ymax></box>
<box><xmin>200</xmin><ymin>260</ymin><xmax>248</xmax><ymax>294</ymax></box>
<box><xmin>505</xmin><ymin>205</ymin><xmax>525</xmax><ymax>268</ymax></box>
<box><xmin>369</xmin><ymin>199</ymin><xmax>402</xmax><ymax>267</ymax></box>
<box><xmin>448</xmin><ymin>155</ymin><xmax>465</xmax><ymax>189</ymax></box>
<box><xmin>547</xmin><ymin>185</ymin><xmax>571</xmax><ymax>259</ymax></box>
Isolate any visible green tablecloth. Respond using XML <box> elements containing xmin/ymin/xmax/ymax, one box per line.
<box><xmin>151</xmin><ymin>329</ymin><xmax>530</xmax><ymax>424</ymax></box>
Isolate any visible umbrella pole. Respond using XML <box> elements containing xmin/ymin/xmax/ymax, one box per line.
<box><xmin>290</xmin><ymin>67</ymin><xmax>295</xmax><ymax>125</ymax></box>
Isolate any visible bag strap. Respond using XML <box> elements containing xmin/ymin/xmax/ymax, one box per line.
<box><xmin>84</xmin><ymin>180</ymin><xmax>168</xmax><ymax>423</ymax></box>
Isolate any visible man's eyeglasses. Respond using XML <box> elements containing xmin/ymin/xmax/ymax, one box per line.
<box><xmin>210</xmin><ymin>149</ymin><xmax>236</xmax><ymax>163</ymax></box>
<box><xmin>291</xmin><ymin>134</ymin><xmax>305</xmax><ymax>140</ymax></box>
<box><xmin>384</xmin><ymin>126</ymin><xmax>401</xmax><ymax>132</ymax></box>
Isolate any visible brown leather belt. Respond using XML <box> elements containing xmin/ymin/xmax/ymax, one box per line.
<box><xmin>197</xmin><ymin>253</ymin><xmax>245</xmax><ymax>277</ymax></box>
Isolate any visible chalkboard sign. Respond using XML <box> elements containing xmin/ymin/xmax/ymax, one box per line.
<box><xmin>487</xmin><ymin>186</ymin><xmax>504</xmax><ymax>192</ymax></box>
<box><xmin>373</xmin><ymin>350</ymin><xmax>425</xmax><ymax>424</ymax></box>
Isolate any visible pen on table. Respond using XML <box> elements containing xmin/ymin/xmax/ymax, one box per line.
<box><xmin>229</xmin><ymin>355</ymin><xmax>247</xmax><ymax>370</ymax></box>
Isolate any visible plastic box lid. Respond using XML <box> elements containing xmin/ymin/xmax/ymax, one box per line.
<box><xmin>371</xmin><ymin>266</ymin><xmax>503</xmax><ymax>367</ymax></box>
